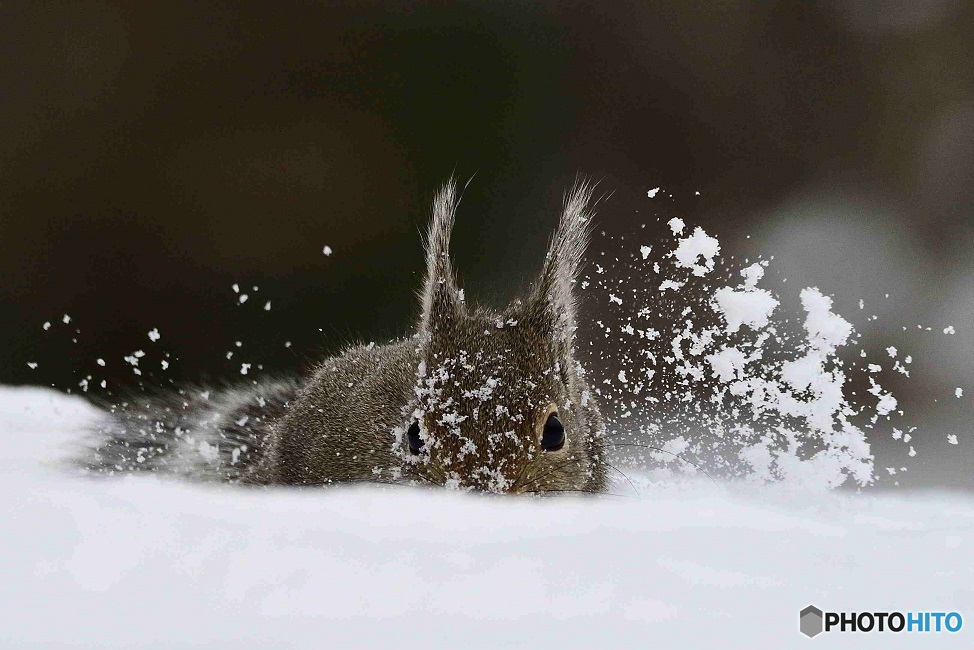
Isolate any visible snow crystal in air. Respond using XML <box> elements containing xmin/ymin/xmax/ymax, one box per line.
<box><xmin>706</xmin><ymin>346</ymin><xmax>748</xmax><ymax>383</ymax></box>
<box><xmin>800</xmin><ymin>288</ymin><xmax>852</xmax><ymax>353</ymax></box>
<box><xmin>868</xmin><ymin>378</ymin><xmax>897</xmax><ymax>416</ymax></box>
<box><xmin>322</xmin><ymin>245</ymin><xmax>333</xmax><ymax>256</ymax></box>
<box><xmin>197</xmin><ymin>441</ymin><xmax>218</xmax><ymax>462</ymax></box>
<box><xmin>580</xmin><ymin>208</ymin><xmax>913</xmax><ymax>492</ymax></box>
<box><xmin>944</xmin><ymin>326</ymin><xmax>956</xmax><ymax>335</ymax></box>
<box><xmin>647</xmin><ymin>187</ymin><xmax>660</xmax><ymax>198</ymax></box>
<box><xmin>148</xmin><ymin>328</ymin><xmax>161</xmax><ymax>342</ymax></box>
<box><xmin>672</xmin><ymin>227</ymin><xmax>720</xmax><ymax>277</ymax></box>
<box><xmin>712</xmin><ymin>287</ymin><xmax>778</xmax><ymax>333</ymax></box>
<box><xmin>956</xmin><ymin>388</ymin><xmax>964</xmax><ymax>398</ymax></box>
<box><xmin>661</xmin><ymin>436</ymin><xmax>689</xmax><ymax>456</ymax></box>
<box><xmin>740</xmin><ymin>263</ymin><xmax>765</xmax><ymax>289</ymax></box>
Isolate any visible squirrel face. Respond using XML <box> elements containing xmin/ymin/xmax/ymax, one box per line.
<box><xmin>402</xmin><ymin>180</ymin><xmax>606</xmax><ymax>494</ymax></box>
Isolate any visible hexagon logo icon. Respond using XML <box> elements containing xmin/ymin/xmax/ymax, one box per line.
<box><xmin>800</xmin><ymin>605</ymin><xmax>824</xmax><ymax>638</ymax></box>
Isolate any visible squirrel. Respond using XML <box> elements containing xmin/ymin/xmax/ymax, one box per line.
<box><xmin>83</xmin><ymin>179</ymin><xmax>607</xmax><ymax>494</ymax></box>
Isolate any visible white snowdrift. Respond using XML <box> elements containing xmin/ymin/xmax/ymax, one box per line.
<box><xmin>1</xmin><ymin>387</ymin><xmax>972</xmax><ymax>649</ymax></box>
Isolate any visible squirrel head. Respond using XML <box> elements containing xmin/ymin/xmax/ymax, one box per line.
<box><xmin>406</xmin><ymin>179</ymin><xmax>606</xmax><ymax>494</ymax></box>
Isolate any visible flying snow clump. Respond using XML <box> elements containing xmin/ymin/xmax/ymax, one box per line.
<box><xmin>580</xmin><ymin>199</ymin><xmax>909</xmax><ymax>491</ymax></box>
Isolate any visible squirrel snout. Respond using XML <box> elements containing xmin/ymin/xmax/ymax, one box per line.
<box><xmin>406</xmin><ymin>420</ymin><xmax>424</xmax><ymax>455</ymax></box>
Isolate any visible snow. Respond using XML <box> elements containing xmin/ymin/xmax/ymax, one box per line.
<box><xmin>740</xmin><ymin>262</ymin><xmax>765</xmax><ymax>289</ymax></box>
<box><xmin>712</xmin><ymin>286</ymin><xmax>779</xmax><ymax>333</ymax></box>
<box><xmin>672</xmin><ymin>227</ymin><xmax>720</xmax><ymax>277</ymax></box>
<box><xmin>800</xmin><ymin>287</ymin><xmax>853</xmax><ymax>353</ymax></box>
<box><xmin>706</xmin><ymin>345</ymin><xmax>748</xmax><ymax>382</ymax></box>
<box><xmin>869</xmin><ymin>381</ymin><xmax>898</xmax><ymax>416</ymax></box>
<box><xmin>1</xmin><ymin>386</ymin><xmax>973</xmax><ymax>648</ymax></box>
<box><xmin>586</xmin><ymin>215</ymin><xmax>918</xmax><ymax>491</ymax></box>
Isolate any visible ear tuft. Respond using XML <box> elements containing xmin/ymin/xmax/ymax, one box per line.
<box><xmin>420</xmin><ymin>179</ymin><xmax>463</xmax><ymax>333</ymax></box>
<box><xmin>533</xmin><ymin>177</ymin><xmax>597</xmax><ymax>348</ymax></box>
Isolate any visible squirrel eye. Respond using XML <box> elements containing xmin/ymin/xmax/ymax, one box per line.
<box><xmin>541</xmin><ymin>413</ymin><xmax>565</xmax><ymax>452</ymax></box>
<box><xmin>407</xmin><ymin>420</ymin><xmax>424</xmax><ymax>455</ymax></box>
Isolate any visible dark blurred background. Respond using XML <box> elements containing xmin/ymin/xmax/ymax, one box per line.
<box><xmin>2</xmin><ymin>1</ymin><xmax>972</xmax><ymax>487</ymax></box>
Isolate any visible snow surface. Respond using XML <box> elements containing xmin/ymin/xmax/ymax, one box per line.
<box><xmin>2</xmin><ymin>386</ymin><xmax>973</xmax><ymax>649</ymax></box>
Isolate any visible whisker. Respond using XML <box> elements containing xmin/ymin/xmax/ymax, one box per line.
<box><xmin>399</xmin><ymin>464</ymin><xmax>436</xmax><ymax>486</ymax></box>
<box><xmin>603</xmin><ymin>430</ymin><xmax>636</xmax><ymax>440</ymax></box>
<box><xmin>606</xmin><ymin>442</ymin><xmax>721</xmax><ymax>488</ymax></box>
<box><xmin>602</xmin><ymin>429</ymin><xmax>666</xmax><ymax>441</ymax></box>
<box><xmin>508</xmin><ymin>451</ymin><xmax>538</xmax><ymax>491</ymax></box>
<box><xmin>525</xmin><ymin>488</ymin><xmax>630</xmax><ymax>498</ymax></box>
<box><xmin>515</xmin><ymin>456</ymin><xmax>580</xmax><ymax>492</ymax></box>
<box><xmin>604</xmin><ymin>461</ymin><xmax>639</xmax><ymax>495</ymax></box>
<box><xmin>332</xmin><ymin>478</ymin><xmax>414</xmax><ymax>488</ymax></box>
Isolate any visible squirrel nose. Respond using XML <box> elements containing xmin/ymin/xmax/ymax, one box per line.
<box><xmin>541</xmin><ymin>414</ymin><xmax>565</xmax><ymax>451</ymax></box>
<box><xmin>406</xmin><ymin>421</ymin><xmax>424</xmax><ymax>454</ymax></box>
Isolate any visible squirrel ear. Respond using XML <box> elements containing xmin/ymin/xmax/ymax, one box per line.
<box><xmin>420</xmin><ymin>179</ymin><xmax>463</xmax><ymax>333</ymax></box>
<box><xmin>531</xmin><ymin>178</ymin><xmax>596</xmax><ymax>351</ymax></box>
